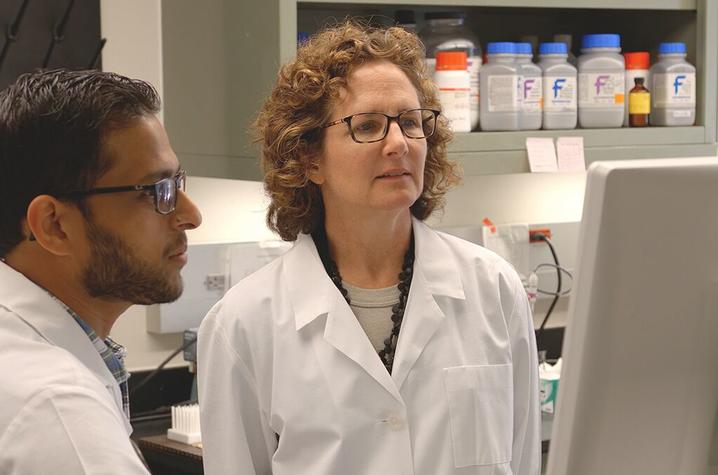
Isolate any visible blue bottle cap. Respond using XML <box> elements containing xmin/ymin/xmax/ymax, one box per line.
<box><xmin>539</xmin><ymin>42</ymin><xmax>568</xmax><ymax>55</ymax></box>
<box><xmin>297</xmin><ymin>31</ymin><xmax>310</xmax><ymax>45</ymax></box>
<box><xmin>515</xmin><ymin>42</ymin><xmax>533</xmax><ymax>55</ymax></box>
<box><xmin>582</xmin><ymin>34</ymin><xmax>621</xmax><ymax>50</ymax></box>
<box><xmin>487</xmin><ymin>42</ymin><xmax>517</xmax><ymax>55</ymax></box>
<box><xmin>659</xmin><ymin>42</ymin><xmax>687</xmax><ymax>55</ymax></box>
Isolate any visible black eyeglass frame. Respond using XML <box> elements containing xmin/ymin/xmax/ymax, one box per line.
<box><xmin>322</xmin><ymin>108</ymin><xmax>441</xmax><ymax>144</ymax></box>
<box><xmin>55</xmin><ymin>169</ymin><xmax>187</xmax><ymax>215</ymax></box>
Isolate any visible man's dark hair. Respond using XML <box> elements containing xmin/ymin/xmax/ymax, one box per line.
<box><xmin>0</xmin><ymin>69</ymin><xmax>161</xmax><ymax>257</ymax></box>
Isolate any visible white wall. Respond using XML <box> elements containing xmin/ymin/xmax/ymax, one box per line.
<box><xmin>430</xmin><ymin>172</ymin><xmax>586</xmax><ymax>331</ymax></box>
<box><xmin>101</xmin><ymin>0</ymin><xmax>182</xmax><ymax>371</ymax></box>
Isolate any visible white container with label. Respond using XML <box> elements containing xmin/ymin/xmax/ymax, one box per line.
<box><xmin>480</xmin><ymin>42</ymin><xmax>519</xmax><ymax>131</ymax></box>
<box><xmin>516</xmin><ymin>42</ymin><xmax>542</xmax><ymax>130</ymax></box>
<box><xmin>578</xmin><ymin>34</ymin><xmax>625</xmax><ymax>128</ymax></box>
<box><xmin>650</xmin><ymin>42</ymin><xmax>696</xmax><ymax>126</ymax></box>
<box><xmin>420</xmin><ymin>12</ymin><xmax>481</xmax><ymax>130</ymax></box>
<box><xmin>539</xmin><ymin>42</ymin><xmax>577</xmax><ymax>130</ymax></box>
<box><xmin>434</xmin><ymin>51</ymin><xmax>471</xmax><ymax>132</ymax></box>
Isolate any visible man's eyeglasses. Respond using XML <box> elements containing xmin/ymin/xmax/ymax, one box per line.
<box><xmin>322</xmin><ymin>108</ymin><xmax>440</xmax><ymax>144</ymax></box>
<box><xmin>56</xmin><ymin>170</ymin><xmax>186</xmax><ymax>215</ymax></box>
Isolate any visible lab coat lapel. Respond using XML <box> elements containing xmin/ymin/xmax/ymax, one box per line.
<box><xmin>390</xmin><ymin>265</ymin><xmax>444</xmax><ymax>391</ymax></box>
<box><xmin>0</xmin><ymin>262</ymin><xmax>132</xmax><ymax>434</ymax></box>
<box><xmin>323</xmin><ymin>292</ymin><xmax>403</xmax><ymax>403</ymax></box>
<box><xmin>287</xmin><ymin>235</ymin><xmax>403</xmax><ymax>403</ymax></box>
<box><xmin>391</xmin><ymin>220</ymin><xmax>467</xmax><ymax>391</ymax></box>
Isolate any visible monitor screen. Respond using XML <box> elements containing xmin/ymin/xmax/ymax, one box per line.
<box><xmin>546</xmin><ymin>157</ymin><xmax>718</xmax><ymax>475</ymax></box>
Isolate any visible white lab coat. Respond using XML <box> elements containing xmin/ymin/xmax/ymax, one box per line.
<box><xmin>0</xmin><ymin>261</ymin><xmax>149</xmax><ymax>474</ymax></box>
<box><xmin>198</xmin><ymin>219</ymin><xmax>540</xmax><ymax>475</ymax></box>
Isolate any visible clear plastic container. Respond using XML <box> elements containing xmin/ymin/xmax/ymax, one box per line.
<box><xmin>578</xmin><ymin>34</ymin><xmax>625</xmax><ymax>128</ymax></box>
<box><xmin>539</xmin><ymin>42</ymin><xmax>577</xmax><ymax>130</ymax></box>
<box><xmin>650</xmin><ymin>42</ymin><xmax>696</xmax><ymax>126</ymax></box>
<box><xmin>480</xmin><ymin>42</ymin><xmax>519</xmax><ymax>131</ymax></box>
<box><xmin>419</xmin><ymin>12</ymin><xmax>481</xmax><ymax>130</ymax></box>
<box><xmin>516</xmin><ymin>42</ymin><xmax>542</xmax><ymax>130</ymax></box>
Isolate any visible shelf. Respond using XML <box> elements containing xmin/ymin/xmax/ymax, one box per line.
<box><xmin>161</xmin><ymin>0</ymin><xmax>717</xmax><ymax>181</ymax></box>
<box><xmin>299</xmin><ymin>0</ymin><xmax>697</xmax><ymax>10</ymax></box>
<box><xmin>449</xmin><ymin>126</ymin><xmax>707</xmax><ymax>153</ymax></box>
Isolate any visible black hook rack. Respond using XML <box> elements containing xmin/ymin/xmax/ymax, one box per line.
<box><xmin>42</xmin><ymin>0</ymin><xmax>75</xmax><ymax>68</ymax></box>
<box><xmin>88</xmin><ymin>37</ymin><xmax>106</xmax><ymax>69</ymax></box>
<box><xmin>0</xmin><ymin>0</ymin><xmax>30</xmax><ymax>70</ymax></box>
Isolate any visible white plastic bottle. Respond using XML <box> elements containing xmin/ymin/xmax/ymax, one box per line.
<box><xmin>623</xmin><ymin>52</ymin><xmax>650</xmax><ymax>126</ymax></box>
<box><xmin>553</xmin><ymin>34</ymin><xmax>577</xmax><ymax>66</ymax></box>
<box><xmin>434</xmin><ymin>51</ymin><xmax>471</xmax><ymax>132</ymax></box>
<box><xmin>578</xmin><ymin>34</ymin><xmax>625</xmax><ymax>128</ymax></box>
<box><xmin>650</xmin><ymin>42</ymin><xmax>696</xmax><ymax>126</ymax></box>
<box><xmin>419</xmin><ymin>12</ymin><xmax>481</xmax><ymax>130</ymax></box>
<box><xmin>539</xmin><ymin>42</ymin><xmax>577</xmax><ymax>130</ymax></box>
<box><xmin>480</xmin><ymin>42</ymin><xmax>519</xmax><ymax>131</ymax></box>
<box><xmin>516</xmin><ymin>42</ymin><xmax>542</xmax><ymax>130</ymax></box>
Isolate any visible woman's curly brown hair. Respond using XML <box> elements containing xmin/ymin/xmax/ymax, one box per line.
<box><xmin>254</xmin><ymin>20</ymin><xmax>461</xmax><ymax>241</ymax></box>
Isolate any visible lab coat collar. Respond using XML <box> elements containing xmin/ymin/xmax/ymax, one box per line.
<box><xmin>0</xmin><ymin>261</ymin><xmax>132</xmax><ymax>433</ymax></box>
<box><xmin>285</xmin><ymin>220</ymin><xmax>467</xmax><ymax>397</ymax></box>
<box><xmin>288</xmin><ymin>218</ymin><xmax>465</xmax><ymax>332</ymax></box>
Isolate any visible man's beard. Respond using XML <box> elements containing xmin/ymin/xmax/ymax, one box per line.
<box><xmin>81</xmin><ymin>221</ymin><xmax>184</xmax><ymax>305</ymax></box>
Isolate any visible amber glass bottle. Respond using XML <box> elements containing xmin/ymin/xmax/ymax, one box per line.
<box><xmin>629</xmin><ymin>77</ymin><xmax>650</xmax><ymax>127</ymax></box>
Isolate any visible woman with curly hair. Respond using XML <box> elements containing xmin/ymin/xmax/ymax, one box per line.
<box><xmin>198</xmin><ymin>21</ymin><xmax>540</xmax><ymax>475</ymax></box>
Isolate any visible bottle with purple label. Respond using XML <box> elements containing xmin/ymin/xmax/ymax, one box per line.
<box><xmin>578</xmin><ymin>34</ymin><xmax>625</xmax><ymax>128</ymax></box>
<box><xmin>516</xmin><ymin>42</ymin><xmax>542</xmax><ymax>130</ymax></box>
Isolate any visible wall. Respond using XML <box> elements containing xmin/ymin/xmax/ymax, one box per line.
<box><xmin>101</xmin><ymin>0</ymin><xmax>181</xmax><ymax>371</ymax></box>
<box><xmin>430</xmin><ymin>172</ymin><xmax>586</xmax><ymax>330</ymax></box>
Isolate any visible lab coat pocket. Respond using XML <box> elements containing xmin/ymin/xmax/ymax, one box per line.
<box><xmin>443</xmin><ymin>364</ymin><xmax>513</xmax><ymax>468</ymax></box>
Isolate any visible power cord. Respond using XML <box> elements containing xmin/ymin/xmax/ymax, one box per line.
<box><xmin>531</xmin><ymin>234</ymin><xmax>566</xmax><ymax>349</ymax></box>
<box><xmin>129</xmin><ymin>336</ymin><xmax>197</xmax><ymax>398</ymax></box>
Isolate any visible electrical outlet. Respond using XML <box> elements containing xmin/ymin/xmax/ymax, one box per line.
<box><xmin>529</xmin><ymin>228</ymin><xmax>553</xmax><ymax>242</ymax></box>
<box><xmin>204</xmin><ymin>274</ymin><xmax>225</xmax><ymax>291</ymax></box>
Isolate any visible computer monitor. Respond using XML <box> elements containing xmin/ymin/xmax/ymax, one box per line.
<box><xmin>546</xmin><ymin>157</ymin><xmax>718</xmax><ymax>475</ymax></box>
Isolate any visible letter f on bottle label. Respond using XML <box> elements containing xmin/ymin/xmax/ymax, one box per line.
<box><xmin>673</xmin><ymin>75</ymin><xmax>686</xmax><ymax>95</ymax></box>
<box><xmin>594</xmin><ymin>75</ymin><xmax>609</xmax><ymax>95</ymax></box>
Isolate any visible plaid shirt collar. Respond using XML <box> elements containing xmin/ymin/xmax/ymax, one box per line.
<box><xmin>53</xmin><ymin>297</ymin><xmax>131</xmax><ymax>420</ymax></box>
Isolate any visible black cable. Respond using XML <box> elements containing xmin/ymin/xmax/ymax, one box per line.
<box><xmin>0</xmin><ymin>0</ymin><xmax>30</xmax><ymax>69</ymax></box>
<box><xmin>129</xmin><ymin>336</ymin><xmax>197</xmax><ymax>397</ymax></box>
<box><xmin>533</xmin><ymin>234</ymin><xmax>561</xmax><ymax>348</ymax></box>
<box><xmin>42</xmin><ymin>0</ymin><xmax>75</xmax><ymax>68</ymax></box>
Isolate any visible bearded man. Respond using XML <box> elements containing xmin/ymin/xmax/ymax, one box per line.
<box><xmin>0</xmin><ymin>69</ymin><xmax>202</xmax><ymax>473</ymax></box>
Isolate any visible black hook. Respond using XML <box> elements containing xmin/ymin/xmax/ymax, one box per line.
<box><xmin>0</xmin><ymin>0</ymin><xmax>30</xmax><ymax>69</ymax></box>
<box><xmin>88</xmin><ymin>37</ymin><xmax>106</xmax><ymax>70</ymax></box>
<box><xmin>42</xmin><ymin>0</ymin><xmax>75</xmax><ymax>68</ymax></box>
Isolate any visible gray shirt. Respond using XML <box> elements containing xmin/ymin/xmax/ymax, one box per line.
<box><xmin>343</xmin><ymin>282</ymin><xmax>398</xmax><ymax>352</ymax></box>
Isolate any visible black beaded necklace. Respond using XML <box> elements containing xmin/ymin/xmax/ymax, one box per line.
<box><xmin>312</xmin><ymin>228</ymin><xmax>415</xmax><ymax>375</ymax></box>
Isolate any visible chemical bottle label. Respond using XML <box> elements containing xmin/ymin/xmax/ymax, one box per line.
<box><xmin>519</xmin><ymin>76</ymin><xmax>543</xmax><ymax>111</ymax></box>
<box><xmin>468</xmin><ymin>56</ymin><xmax>481</xmax><ymax>127</ymax></box>
<box><xmin>438</xmin><ymin>87</ymin><xmax>472</xmax><ymax>132</ymax></box>
<box><xmin>629</xmin><ymin>91</ymin><xmax>650</xmax><ymax>114</ymax></box>
<box><xmin>488</xmin><ymin>75</ymin><xmax>519</xmax><ymax>112</ymax></box>
<box><xmin>578</xmin><ymin>72</ymin><xmax>625</xmax><ymax>108</ymax></box>
<box><xmin>543</xmin><ymin>76</ymin><xmax>577</xmax><ymax>112</ymax></box>
<box><xmin>653</xmin><ymin>72</ymin><xmax>696</xmax><ymax>107</ymax></box>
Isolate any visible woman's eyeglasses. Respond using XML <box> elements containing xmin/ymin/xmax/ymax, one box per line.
<box><xmin>322</xmin><ymin>108</ymin><xmax>440</xmax><ymax>144</ymax></box>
